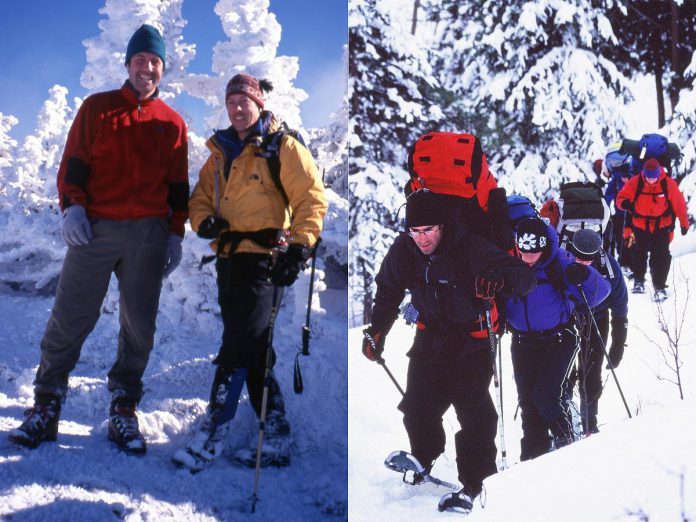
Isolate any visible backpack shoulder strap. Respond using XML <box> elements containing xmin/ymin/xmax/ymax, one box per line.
<box><xmin>258</xmin><ymin>122</ymin><xmax>298</xmax><ymax>208</ymax></box>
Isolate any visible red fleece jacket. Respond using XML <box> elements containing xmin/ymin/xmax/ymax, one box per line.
<box><xmin>57</xmin><ymin>83</ymin><xmax>189</xmax><ymax>236</ymax></box>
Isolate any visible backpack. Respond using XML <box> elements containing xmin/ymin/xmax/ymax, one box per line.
<box><xmin>619</xmin><ymin>133</ymin><xmax>681</xmax><ymax>178</ymax></box>
<box><xmin>629</xmin><ymin>175</ymin><xmax>674</xmax><ymax>231</ymax></box>
<box><xmin>507</xmin><ymin>194</ymin><xmax>540</xmax><ymax>228</ymax></box>
<box><xmin>405</xmin><ymin>132</ymin><xmax>508</xmax><ymax>248</ymax></box>
<box><xmin>555</xmin><ymin>181</ymin><xmax>611</xmax><ymax>250</ymax></box>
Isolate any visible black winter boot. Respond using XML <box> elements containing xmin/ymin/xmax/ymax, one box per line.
<box><xmin>8</xmin><ymin>394</ymin><xmax>62</xmax><ymax>448</ymax></box>
<box><xmin>108</xmin><ymin>391</ymin><xmax>146</xmax><ymax>455</ymax></box>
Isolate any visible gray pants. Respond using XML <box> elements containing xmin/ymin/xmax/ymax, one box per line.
<box><xmin>34</xmin><ymin>218</ymin><xmax>169</xmax><ymax>400</ymax></box>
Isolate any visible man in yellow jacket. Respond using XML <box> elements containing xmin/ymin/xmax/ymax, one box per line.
<box><xmin>185</xmin><ymin>73</ymin><xmax>327</xmax><ymax>469</ymax></box>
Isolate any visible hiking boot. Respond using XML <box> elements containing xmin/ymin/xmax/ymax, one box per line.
<box><xmin>8</xmin><ymin>395</ymin><xmax>61</xmax><ymax>448</ymax></box>
<box><xmin>632</xmin><ymin>280</ymin><xmax>645</xmax><ymax>294</ymax></box>
<box><xmin>653</xmin><ymin>288</ymin><xmax>668</xmax><ymax>302</ymax></box>
<box><xmin>108</xmin><ymin>391</ymin><xmax>146</xmax><ymax>455</ymax></box>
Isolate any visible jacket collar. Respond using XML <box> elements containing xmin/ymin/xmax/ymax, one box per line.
<box><xmin>121</xmin><ymin>81</ymin><xmax>160</xmax><ymax>105</ymax></box>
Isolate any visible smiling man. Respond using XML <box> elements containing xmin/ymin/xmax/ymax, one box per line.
<box><xmin>8</xmin><ymin>24</ymin><xmax>189</xmax><ymax>454</ymax></box>
<box><xmin>361</xmin><ymin>189</ymin><xmax>536</xmax><ymax>514</ymax></box>
<box><xmin>185</xmin><ymin>73</ymin><xmax>327</xmax><ymax>469</ymax></box>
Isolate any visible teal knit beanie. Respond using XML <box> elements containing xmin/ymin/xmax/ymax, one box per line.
<box><xmin>125</xmin><ymin>25</ymin><xmax>166</xmax><ymax>69</ymax></box>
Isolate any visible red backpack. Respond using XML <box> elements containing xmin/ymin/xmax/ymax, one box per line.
<box><xmin>406</xmin><ymin>132</ymin><xmax>498</xmax><ymax>211</ymax></box>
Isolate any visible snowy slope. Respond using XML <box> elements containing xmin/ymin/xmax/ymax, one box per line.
<box><xmin>0</xmin><ymin>265</ymin><xmax>347</xmax><ymax>520</ymax></box>
<box><xmin>349</xmin><ymin>234</ymin><xmax>696</xmax><ymax>521</ymax></box>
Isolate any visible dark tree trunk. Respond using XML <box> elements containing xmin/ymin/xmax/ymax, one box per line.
<box><xmin>654</xmin><ymin>32</ymin><xmax>666</xmax><ymax>128</ymax></box>
<box><xmin>411</xmin><ymin>0</ymin><xmax>420</xmax><ymax>35</ymax></box>
<box><xmin>669</xmin><ymin>0</ymin><xmax>681</xmax><ymax>115</ymax></box>
<box><xmin>360</xmin><ymin>257</ymin><xmax>373</xmax><ymax>325</ymax></box>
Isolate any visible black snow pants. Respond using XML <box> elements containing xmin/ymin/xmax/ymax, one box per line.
<box><xmin>398</xmin><ymin>332</ymin><xmax>498</xmax><ymax>496</ymax></box>
<box><xmin>215</xmin><ymin>253</ymin><xmax>285</xmax><ymax>417</ymax></box>
<box><xmin>632</xmin><ymin>226</ymin><xmax>672</xmax><ymax>289</ymax></box>
<box><xmin>511</xmin><ymin>326</ymin><xmax>578</xmax><ymax>461</ymax></box>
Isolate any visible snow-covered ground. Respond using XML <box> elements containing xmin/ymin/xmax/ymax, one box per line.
<box><xmin>0</xmin><ymin>268</ymin><xmax>347</xmax><ymax>520</ymax></box>
<box><xmin>349</xmin><ymin>234</ymin><xmax>696</xmax><ymax>521</ymax></box>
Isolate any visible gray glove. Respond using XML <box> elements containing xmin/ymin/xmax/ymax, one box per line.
<box><xmin>62</xmin><ymin>205</ymin><xmax>92</xmax><ymax>246</ymax></box>
<box><xmin>163</xmin><ymin>234</ymin><xmax>183</xmax><ymax>277</ymax></box>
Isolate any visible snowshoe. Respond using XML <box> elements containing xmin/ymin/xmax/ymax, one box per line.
<box><xmin>172</xmin><ymin>367</ymin><xmax>248</xmax><ymax>472</ymax></box>
<box><xmin>8</xmin><ymin>395</ymin><xmax>61</xmax><ymax>448</ymax></box>
<box><xmin>438</xmin><ymin>489</ymin><xmax>474</xmax><ymax>514</ymax></box>
<box><xmin>653</xmin><ymin>288</ymin><xmax>668</xmax><ymax>303</ymax></box>
<box><xmin>384</xmin><ymin>450</ymin><xmax>459</xmax><ymax>490</ymax></box>
<box><xmin>232</xmin><ymin>409</ymin><xmax>292</xmax><ymax>468</ymax></box>
<box><xmin>632</xmin><ymin>280</ymin><xmax>645</xmax><ymax>294</ymax></box>
<box><xmin>108</xmin><ymin>392</ymin><xmax>146</xmax><ymax>456</ymax></box>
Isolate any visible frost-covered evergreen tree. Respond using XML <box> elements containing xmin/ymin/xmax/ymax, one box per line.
<box><xmin>348</xmin><ymin>0</ymin><xmax>445</xmax><ymax>324</ymax></box>
<box><xmin>434</xmin><ymin>0</ymin><xmax>633</xmax><ymax>203</ymax></box>
<box><xmin>181</xmin><ymin>0</ymin><xmax>307</xmax><ymax>131</ymax></box>
<box><xmin>81</xmin><ymin>0</ymin><xmax>195</xmax><ymax>99</ymax></box>
<box><xmin>0</xmin><ymin>86</ymin><xmax>77</xmax><ymax>294</ymax></box>
<box><xmin>667</xmin><ymin>49</ymin><xmax>696</xmax><ymax>222</ymax></box>
<box><xmin>0</xmin><ymin>113</ymin><xmax>18</xmax><ymax>195</ymax></box>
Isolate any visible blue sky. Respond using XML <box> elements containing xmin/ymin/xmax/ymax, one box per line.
<box><xmin>0</xmin><ymin>1</ymin><xmax>347</xmax><ymax>140</ymax></box>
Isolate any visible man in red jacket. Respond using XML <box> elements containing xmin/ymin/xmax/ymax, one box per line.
<box><xmin>8</xmin><ymin>25</ymin><xmax>189</xmax><ymax>454</ymax></box>
<box><xmin>616</xmin><ymin>158</ymin><xmax>689</xmax><ymax>301</ymax></box>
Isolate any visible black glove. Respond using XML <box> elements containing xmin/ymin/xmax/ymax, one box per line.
<box><xmin>197</xmin><ymin>215</ymin><xmax>229</xmax><ymax>239</ymax></box>
<box><xmin>269</xmin><ymin>243</ymin><xmax>311</xmax><ymax>286</ymax></box>
<box><xmin>606</xmin><ymin>317</ymin><xmax>628</xmax><ymax>369</ymax></box>
<box><xmin>681</xmin><ymin>227</ymin><xmax>688</xmax><ymax>236</ymax></box>
<box><xmin>362</xmin><ymin>326</ymin><xmax>385</xmax><ymax>362</ymax></box>
<box><xmin>474</xmin><ymin>270</ymin><xmax>505</xmax><ymax>300</ymax></box>
<box><xmin>565</xmin><ymin>262</ymin><xmax>589</xmax><ymax>286</ymax></box>
<box><xmin>621</xmin><ymin>200</ymin><xmax>634</xmax><ymax>212</ymax></box>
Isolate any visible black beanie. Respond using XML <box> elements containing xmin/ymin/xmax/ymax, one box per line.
<box><xmin>406</xmin><ymin>190</ymin><xmax>446</xmax><ymax>228</ymax></box>
<box><xmin>126</xmin><ymin>25</ymin><xmax>166</xmax><ymax>69</ymax></box>
<box><xmin>516</xmin><ymin>217</ymin><xmax>549</xmax><ymax>253</ymax></box>
<box><xmin>570</xmin><ymin>229</ymin><xmax>602</xmax><ymax>261</ymax></box>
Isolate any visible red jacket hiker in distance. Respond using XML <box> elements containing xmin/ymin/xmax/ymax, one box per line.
<box><xmin>616</xmin><ymin>165</ymin><xmax>688</xmax><ymax>234</ymax></box>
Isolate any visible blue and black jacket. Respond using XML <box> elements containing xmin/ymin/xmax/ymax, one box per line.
<box><xmin>505</xmin><ymin>223</ymin><xmax>611</xmax><ymax>334</ymax></box>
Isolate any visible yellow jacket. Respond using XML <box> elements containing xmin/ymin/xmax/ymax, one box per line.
<box><xmin>189</xmin><ymin>115</ymin><xmax>327</xmax><ymax>256</ymax></box>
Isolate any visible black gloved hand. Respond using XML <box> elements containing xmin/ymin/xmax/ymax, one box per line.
<box><xmin>565</xmin><ymin>262</ymin><xmax>589</xmax><ymax>286</ymax></box>
<box><xmin>197</xmin><ymin>215</ymin><xmax>230</xmax><ymax>239</ymax></box>
<box><xmin>362</xmin><ymin>326</ymin><xmax>385</xmax><ymax>362</ymax></box>
<box><xmin>681</xmin><ymin>227</ymin><xmax>688</xmax><ymax>236</ymax></box>
<box><xmin>621</xmin><ymin>200</ymin><xmax>634</xmax><ymax>212</ymax></box>
<box><xmin>474</xmin><ymin>270</ymin><xmax>505</xmax><ymax>300</ymax></box>
<box><xmin>269</xmin><ymin>243</ymin><xmax>311</xmax><ymax>287</ymax></box>
<box><xmin>606</xmin><ymin>317</ymin><xmax>628</xmax><ymax>369</ymax></box>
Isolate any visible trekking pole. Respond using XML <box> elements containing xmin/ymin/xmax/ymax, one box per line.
<box><xmin>250</xmin><ymin>285</ymin><xmax>284</xmax><ymax>513</ymax></box>
<box><xmin>483</xmin><ymin>300</ymin><xmax>508</xmax><ymax>470</ymax></box>
<box><xmin>578</xmin><ymin>289</ymin><xmax>632</xmax><ymax>419</ymax></box>
<box><xmin>294</xmin><ymin>238</ymin><xmax>322</xmax><ymax>394</ymax></box>
<box><xmin>378</xmin><ymin>359</ymin><xmax>405</xmax><ymax>397</ymax></box>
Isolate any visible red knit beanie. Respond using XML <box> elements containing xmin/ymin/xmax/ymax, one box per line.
<box><xmin>642</xmin><ymin>158</ymin><xmax>661</xmax><ymax>179</ymax></box>
<box><xmin>225</xmin><ymin>74</ymin><xmax>264</xmax><ymax>108</ymax></box>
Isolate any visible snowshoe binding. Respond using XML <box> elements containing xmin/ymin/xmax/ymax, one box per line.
<box><xmin>438</xmin><ymin>488</ymin><xmax>474</xmax><ymax>514</ymax></box>
<box><xmin>653</xmin><ymin>287</ymin><xmax>668</xmax><ymax>303</ymax></box>
<box><xmin>232</xmin><ymin>410</ymin><xmax>292</xmax><ymax>468</ymax></box>
<box><xmin>384</xmin><ymin>450</ymin><xmax>459</xmax><ymax>490</ymax></box>
<box><xmin>173</xmin><ymin>367</ymin><xmax>247</xmax><ymax>472</ymax></box>
<box><xmin>632</xmin><ymin>280</ymin><xmax>645</xmax><ymax>294</ymax></box>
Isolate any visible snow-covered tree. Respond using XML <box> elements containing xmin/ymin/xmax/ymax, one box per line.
<box><xmin>0</xmin><ymin>86</ymin><xmax>78</xmax><ymax>294</ymax></box>
<box><xmin>0</xmin><ymin>113</ymin><xmax>18</xmax><ymax>177</ymax></box>
<box><xmin>667</xmin><ymin>49</ymin><xmax>696</xmax><ymax>222</ymax></box>
<box><xmin>432</xmin><ymin>0</ymin><xmax>633</xmax><ymax>203</ymax></box>
<box><xmin>181</xmin><ymin>0</ymin><xmax>307</xmax><ymax>131</ymax></box>
<box><xmin>81</xmin><ymin>0</ymin><xmax>195</xmax><ymax>99</ymax></box>
<box><xmin>348</xmin><ymin>0</ymin><xmax>445</xmax><ymax>323</ymax></box>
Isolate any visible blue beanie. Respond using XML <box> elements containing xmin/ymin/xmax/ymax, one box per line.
<box><xmin>126</xmin><ymin>25</ymin><xmax>166</xmax><ymax>68</ymax></box>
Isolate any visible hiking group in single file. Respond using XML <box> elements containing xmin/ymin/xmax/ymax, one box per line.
<box><xmin>362</xmin><ymin>130</ymin><xmax>689</xmax><ymax>515</ymax></box>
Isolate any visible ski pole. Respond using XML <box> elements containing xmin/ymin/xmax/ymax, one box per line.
<box><xmin>483</xmin><ymin>300</ymin><xmax>508</xmax><ymax>470</ymax></box>
<box><xmin>294</xmin><ymin>238</ymin><xmax>322</xmax><ymax>394</ymax></box>
<box><xmin>578</xmin><ymin>289</ymin><xmax>632</xmax><ymax>419</ymax></box>
<box><xmin>378</xmin><ymin>359</ymin><xmax>405</xmax><ymax>397</ymax></box>
<box><xmin>250</xmin><ymin>285</ymin><xmax>284</xmax><ymax>513</ymax></box>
